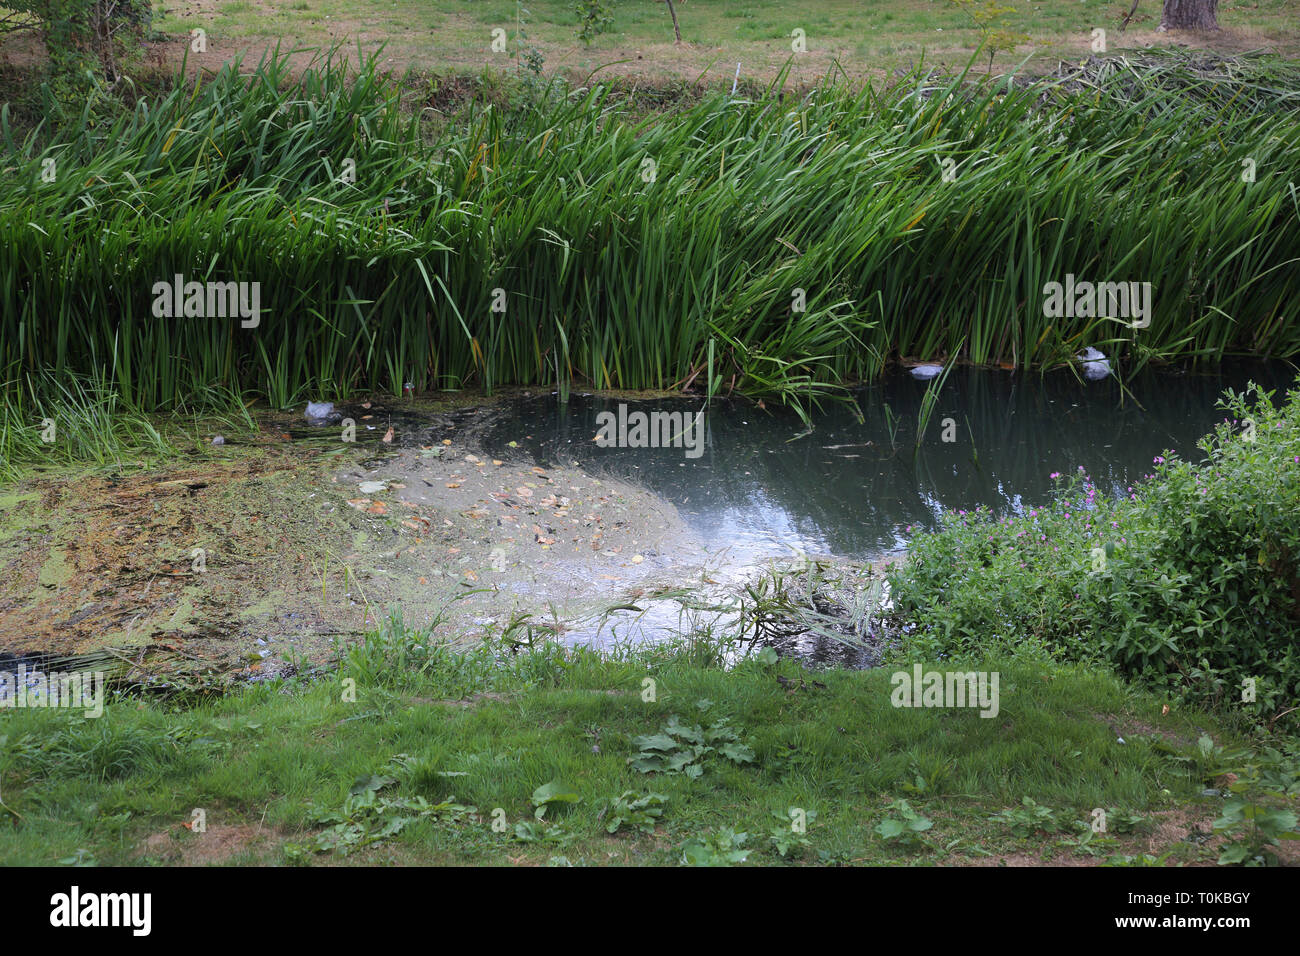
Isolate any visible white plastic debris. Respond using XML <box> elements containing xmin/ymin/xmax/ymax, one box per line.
<box><xmin>910</xmin><ymin>364</ymin><xmax>944</xmax><ymax>381</ymax></box>
<box><xmin>1077</xmin><ymin>347</ymin><xmax>1111</xmax><ymax>381</ymax></box>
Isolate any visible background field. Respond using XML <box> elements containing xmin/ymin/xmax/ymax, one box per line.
<box><xmin>4</xmin><ymin>0</ymin><xmax>1298</xmax><ymax>83</ymax></box>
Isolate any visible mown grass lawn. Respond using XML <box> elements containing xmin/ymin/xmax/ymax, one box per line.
<box><xmin>0</xmin><ymin>646</ymin><xmax>1259</xmax><ymax>866</ymax></box>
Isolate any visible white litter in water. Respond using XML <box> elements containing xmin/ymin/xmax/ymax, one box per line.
<box><xmin>910</xmin><ymin>364</ymin><xmax>944</xmax><ymax>381</ymax></box>
<box><xmin>1076</xmin><ymin>347</ymin><xmax>1111</xmax><ymax>381</ymax></box>
<box><xmin>305</xmin><ymin>401</ymin><xmax>335</xmax><ymax>420</ymax></box>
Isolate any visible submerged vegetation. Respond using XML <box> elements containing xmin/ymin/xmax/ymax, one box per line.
<box><xmin>1</xmin><ymin>47</ymin><xmax>1298</xmax><ymax>428</ymax></box>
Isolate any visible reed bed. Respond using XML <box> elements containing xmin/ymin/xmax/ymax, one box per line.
<box><xmin>1</xmin><ymin>48</ymin><xmax>1297</xmax><ymax>416</ymax></box>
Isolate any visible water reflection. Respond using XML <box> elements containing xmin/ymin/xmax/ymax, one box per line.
<box><xmin>480</xmin><ymin>362</ymin><xmax>1295</xmax><ymax>562</ymax></box>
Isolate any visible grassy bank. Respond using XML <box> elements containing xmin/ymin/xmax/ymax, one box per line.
<box><xmin>2</xmin><ymin>48</ymin><xmax>1298</xmax><ymax>424</ymax></box>
<box><xmin>888</xmin><ymin>378</ymin><xmax>1300</xmax><ymax>726</ymax></box>
<box><xmin>0</xmin><ymin>622</ymin><xmax>1284</xmax><ymax>866</ymax></box>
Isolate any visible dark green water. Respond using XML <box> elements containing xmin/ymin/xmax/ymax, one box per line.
<box><xmin>477</xmin><ymin>362</ymin><xmax>1296</xmax><ymax>563</ymax></box>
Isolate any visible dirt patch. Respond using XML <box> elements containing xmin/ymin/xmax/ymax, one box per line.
<box><xmin>136</xmin><ymin>823</ymin><xmax>283</xmax><ymax>865</ymax></box>
<box><xmin>958</xmin><ymin>850</ymin><xmax>1095</xmax><ymax>867</ymax></box>
<box><xmin>1094</xmin><ymin>712</ymin><xmax>1197</xmax><ymax>749</ymax></box>
<box><xmin>1145</xmin><ymin>806</ymin><xmax>1300</xmax><ymax>866</ymax></box>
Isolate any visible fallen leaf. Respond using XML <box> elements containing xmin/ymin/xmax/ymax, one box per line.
<box><xmin>382</xmin><ymin>427</ymin><xmax>395</xmax><ymax>443</ymax></box>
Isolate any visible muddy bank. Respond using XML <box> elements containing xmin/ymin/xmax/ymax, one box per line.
<box><xmin>1</xmin><ymin>394</ymin><xmax>879</xmax><ymax>687</ymax></box>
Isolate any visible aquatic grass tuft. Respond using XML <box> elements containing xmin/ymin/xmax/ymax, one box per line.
<box><xmin>2</xmin><ymin>47</ymin><xmax>1297</xmax><ymax>420</ymax></box>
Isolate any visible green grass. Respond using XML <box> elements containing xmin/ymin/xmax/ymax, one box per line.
<box><xmin>0</xmin><ymin>620</ymin><xmax>1266</xmax><ymax>866</ymax></box>
<box><xmin>2</xmin><ymin>46</ymin><xmax>1297</xmax><ymax>434</ymax></box>
<box><xmin>139</xmin><ymin>0</ymin><xmax>1300</xmax><ymax>79</ymax></box>
<box><xmin>0</xmin><ymin>371</ymin><xmax>257</xmax><ymax>481</ymax></box>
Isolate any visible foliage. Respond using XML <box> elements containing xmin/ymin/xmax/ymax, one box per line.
<box><xmin>341</xmin><ymin>609</ymin><xmax>571</xmax><ymax>696</ymax></box>
<box><xmin>15</xmin><ymin>0</ymin><xmax>150</xmax><ymax>79</ymax></box>
<box><xmin>990</xmin><ymin>797</ymin><xmax>1064</xmax><ymax>838</ymax></box>
<box><xmin>889</xmin><ymin>381</ymin><xmax>1300</xmax><ymax>718</ymax></box>
<box><xmin>768</xmin><ymin>808</ymin><xmax>817</xmax><ymax>858</ymax></box>
<box><xmin>531</xmin><ymin>780</ymin><xmax>581</xmax><ymax>819</ymax></box>
<box><xmin>947</xmin><ymin>0</ymin><xmax>1030</xmax><ymax>68</ymax></box>
<box><xmin>599</xmin><ymin>791</ymin><xmax>668</xmax><ymax>834</ymax></box>
<box><xmin>3</xmin><ymin>49</ymin><xmax>1299</xmax><ymax>433</ymax></box>
<box><xmin>874</xmin><ymin>799</ymin><xmax>934</xmax><ymax>846</ymax></box>
<box><xmin>628</xmin><ymin>707</ymin><xmax>755</xmax><ymax>777</ymax></box>
<box><xmin>298</xmin><ymin>773</ymin><xmax>475</xmax><ymax>855</ymax></box>
<box><xmin>574</xmin><ymin>0</ymin><xmax>615</xmax><ymax>45</ymax></box>
<box><xmin>679</xmin><ymin>827</ymin><xmax>750</xmax><ymax>866</ymax></box>
<box><xmin>0</xmin><ymin>648</ymin><xmax>1279</xmax><ymax>865</ymax></box>
<box><xmin>1209</xmin><ymin>742</ymin><xmax>1300</xmax><ymax>865</ymax></box>
<box><xmin>513</xmin><ymin>821</ymin><xmax>573</xmax><ymax>845</ymax></box>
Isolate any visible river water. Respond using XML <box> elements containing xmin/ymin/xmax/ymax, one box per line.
<box><xmin>476</xmin><ymin>361</ymin><xmax>1295</xmax><ymax>565</ymax></box>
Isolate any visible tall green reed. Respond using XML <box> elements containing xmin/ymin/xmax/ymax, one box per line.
<box><xmin>1</xmin><ymin>47</ymin><xmax>1296</xmax><ymax>417</ymax></box>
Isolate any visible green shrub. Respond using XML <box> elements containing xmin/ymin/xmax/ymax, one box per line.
<box><xmin>889</xmin><ymin>380</ymin><xmax>1300</xmax><ymax>718</ymax></box>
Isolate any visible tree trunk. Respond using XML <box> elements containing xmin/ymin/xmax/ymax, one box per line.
<box><xmin>1159</xmin><ymin>0</ymin><xmax>1219</xmax><ymax>31</ymax></box>
<box><xmin>664</xmin><ymin>0</ymin><xmax>682</xmax><ymax>44</ymax></box>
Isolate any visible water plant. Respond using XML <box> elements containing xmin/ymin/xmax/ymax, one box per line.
<box><xmin>2</xmin><ymin>48</ymin><xmax>1297</xmax><ymax>426</ymax></box>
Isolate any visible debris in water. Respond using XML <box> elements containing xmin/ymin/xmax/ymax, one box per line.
<box><xmin>305</xmin><ymin>401</ymin><xmax>338</xmax><ymax>423</ymax></box>
<box><xmin>211</xmin><ymin>435</ymin><xmax>225</xmax><ymax>446</ymax></box>
<box><xmin>1077</xmin><ymin>347</ymin><xmax>1111</xmax><ymax>381</ymax></box>
<box><xmin>910</xmin><ymin>364</ymin><xmax>944</xmax><ymax>381</ymax></box>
